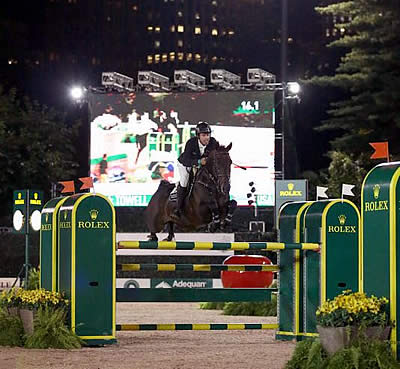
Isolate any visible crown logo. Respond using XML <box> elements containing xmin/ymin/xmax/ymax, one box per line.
<box><xmin>63</xmin><ymin>210</ymin><xmax>68</xmax><ymax>220</ymax></box>
<box><xmin>89</xmin><ymin>209</ymin><xmax>99</xmax><ymax>220</ymax></box>
<box><xmin>288</xmin><ymin>183</ymin><xmax>294</xmax><ymax>191</ymax></box>
<box><xmin>34</xmin><ymin>193</ymin><xmax>38</xmax><ymax>199</ymax></box>
<box><xmin>45</xmin><ymin>213</ymin><xmax>49</xmax><ymax>223</ymax></box>
<box><xmin>18</xmin><ymin>193</ymin><xmax>22</xmax><ymax>199</ymax></box>
<box><xmin>338</xmin><ymin>214</ymin><xmax>346</xmax><ymax>225</ymax></box>
<box><xmin>373</xmin><ymin>184</ymin><xmax>380</xmax><ymax>199</ymax></box>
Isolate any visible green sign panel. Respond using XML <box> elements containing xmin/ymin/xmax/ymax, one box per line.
<box><xmin>303</xmin><ymin>199</ymin><xmax>360</xmax><ymax>335</ymax></box>
<box><xmin>276</xmin><ymin>201</ymin><xmax>312</xmax><ymax>341</ymax></box>
<box><xmin>40</xmin><ymin>197</ymin><xmax>67</xmax><ymax>291</ymax></box>
<box><xmin>362</xmin><ymin>162</ymin><xmax>400</xmax><ymax>359</ymax></box>
<box><xmin>58</xmin><ymin>193</ymin><xmax>116</xmax><ymax>345</ymax></box>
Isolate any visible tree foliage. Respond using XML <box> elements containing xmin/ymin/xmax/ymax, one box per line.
<box><xmin>0</xmin><ymin>86</ymin><xmax>79</xmax><ymax>220</ymax></box>
<box><xmin>310</xmin><ymin>0</ymin><xmax>400</xmax><ymax>158</ymax></box>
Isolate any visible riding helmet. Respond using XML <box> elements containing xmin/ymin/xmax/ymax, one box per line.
<box><xmin>196</xmin><ymin>122</ymin><xmax>211</xmax><ymax>135</ymax></box>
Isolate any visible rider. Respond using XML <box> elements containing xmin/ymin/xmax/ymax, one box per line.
<box><xmin>175</xmin><ymin>122</ymin><xmax>219</xmax><ymax>216</ymax></box>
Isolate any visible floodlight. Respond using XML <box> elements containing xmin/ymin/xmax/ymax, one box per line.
<box><xmin>70</xmin><ymin>86</ymin><xmax>85</xmax><ymax>100</ymax></box>
<box><xmin>287</xmin><ymin>82</ymin><xmax>300</xmax><ymax>95</ymax></box>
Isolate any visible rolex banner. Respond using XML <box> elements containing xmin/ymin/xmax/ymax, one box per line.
<box><xmin>275</xmin><ymin>180</ymin><xmax>308</xmax><ymax>226</ymax></box>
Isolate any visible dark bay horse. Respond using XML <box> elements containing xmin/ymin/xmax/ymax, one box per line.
<box><xmin>145</xmin><ymin>144</ymin><xmax>237</xmax><ymax>241</ymax></box>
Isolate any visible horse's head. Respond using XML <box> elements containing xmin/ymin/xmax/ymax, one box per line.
<box><xmin>205</xmin><ymin>143</ymin><xmax>232</xmax><ymax>195</ymax></box>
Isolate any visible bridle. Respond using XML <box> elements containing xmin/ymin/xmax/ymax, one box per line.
<box><xmin>197</xmin><ymin>150</ymin><xmax>231</xmax><ymax>196</ymax></box>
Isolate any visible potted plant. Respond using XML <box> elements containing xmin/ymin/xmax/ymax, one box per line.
<box><xmin>0</xmin><ymin>288</ymin><xmax>69</xmax><ymax>334</ymax></box>
<box><xmin>316</xmin><ymin>290</ymin><xmax>390</xmax><ymax>355</ymax></box>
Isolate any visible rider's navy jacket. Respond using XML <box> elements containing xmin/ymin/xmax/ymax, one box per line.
<box><xmin>178</xmin><ymin>137</ymin><xmax>219</xmax><ymax>167</ymax></box>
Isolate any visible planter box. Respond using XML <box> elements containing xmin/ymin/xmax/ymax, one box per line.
<box><xmin>317</xmin><ymin>325</ymin><xmax>391</xmax><ymax>355</ymax></box>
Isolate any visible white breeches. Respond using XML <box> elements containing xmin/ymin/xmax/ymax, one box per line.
<box><xmin>177</xmin><ymin>161</ymin><xmax>191</xmax><ymax>187</ymax></box>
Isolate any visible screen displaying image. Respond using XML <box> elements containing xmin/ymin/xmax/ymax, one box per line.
<box><xmin>88</xmin><ymin>90</ymin><xmax>275</xmax><ymax>206</ymax></box>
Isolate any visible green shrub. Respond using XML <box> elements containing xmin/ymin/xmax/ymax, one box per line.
<box><xmin>199</xmin><ymin>302</ymin><xmax>225</xmax><ymax>310</ymax></box>
<box><xmin>0</xmin><ymin>308</ymin><xmax>24</xmax><ymax>346</ymax></box>
<box><xmin>199</xmin><ymin>294</ymin><xmax>277</xmax><ymax>316</ymax></box>
<box><xmin>24</xmin><ymin>307</ymin><xmax>83</xmax><ymax>349</ymax></box>
<box><xmin>285</xmin><ymin>338</ymin><xmax>400</xmax><ymax>369</ymax></box>
<box><xmin>26</xmin><ymin>268</ymin><xmax>40</xmax><ymax>290</ymax></box>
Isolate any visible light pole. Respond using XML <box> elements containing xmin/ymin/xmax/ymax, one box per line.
<box><xmin>281</xmin><ymin>0</ymin><xmax>288</xmax><ymax>179</ymax></box>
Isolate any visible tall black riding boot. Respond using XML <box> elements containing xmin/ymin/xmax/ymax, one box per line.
<box><xmin>174</xmin><ymin>185</ymin><xmax>186</xmax><ymax>216</ymax></box>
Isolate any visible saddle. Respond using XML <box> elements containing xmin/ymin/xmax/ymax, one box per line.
<box><xmin>168</xmin><ymin>166</ymin><xmax>200</xmax><ymax>202</ymax></box>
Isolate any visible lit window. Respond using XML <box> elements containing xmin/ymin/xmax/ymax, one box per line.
<box><xmin>147</xmin><ymin>55</ymin><xmax>153</xmax><ymax>64</ymax></box>
<box><xmin>195</xmin><ymin>53</ymin><xmax>201</xmax><ymax>62</ymax></box>
<box><xmin>340</xmin><ymin>27</ymin><xmax>345</xmax><ymax>34</ymax></box>
<box><xmin>211</xmin><ymin>56</ymin><xmax>217</xmax><ymax>63</ymax></box>
<box><xmin>288</xmin><ymin>37</ymin><xmax>293</xmax><ymax>43</ymax></box>
<box><xmin>155</xmin><ymin>54</ymin><xmax>160</xmax><ymax>63</ymax></box>
<box><xmin>178</xmin><ymin>40</ymin><xmax>183</xmax><ymax>47</ymax></box>
<box><xmin>177</xmin><ymin>11</ymin><xmax>183</xmax><ymax>17</ymax></box>
<box><xmin>155</xmin><ymin>40</ymin><xmax>160</xmax><ymax>48</ymax></box>
<box><xmin>186</xmin><ymin>53</ymin><xmax>192</xmax><ymax>61</ymax></box>
<box><xmin>212</xmin><ymin>0</ymin><xmax>217</xmax><ymax>5</ymax></box>
<box><xmin>132</xmin><ymin>5</ymin><xmax>138</xmax><ymax>11</ymax></box>
<box><xmin>212</xmin><ymin>15</ymin><xmax>217</xmax><ymax>22</ymax></box>
<box><xmin>228</xmin><ymin>30</ymin><xmax>234</xmax><ymax>35</ymax></box>
<box><xmin>195</xmin><ymin>27</ymin><xmax>201</xmax><ymax>35</ymax></box>
<box><xmin>169</xmin><ymin>52</ymin><xmax>175</xmax><ymax>61</ymax></box>
<box><xmin>332</xmin><ymin>28</ymin><xmax>337</xmax><ymax>36</ymax></box>
<box><xmin>195</xmin><ymin>12</ymin><xmax>200</xmax><ymax>20</ymax></box>
<box><xmin>211</xmin><ymin>29</ymin><xmax>218</xmax><ymax>36</ymax></box>
<box><xmin>326</xmin><ymin>29</ymin><xmax>330</xmax><ymax>37</ymax></box>
<box><xmin>340</xmin><ymin>16</ymin><xmax>345</xmax><ymax>22</ymax></box>
<box><xmin>147</xmin><ymin>26</ymin><xmax>153</xmax><ymax>32</ymax></box>
<box><xmin>178</xmin><ymin>52</ymin><xmax>184</xmax><ymax>61</ymax></box>
<box><xmin>177</xmin><ymin>25</ymin><xmax>184</xmax><ymax>32</ymax></box>
<box><xmin>107</xmin><ymin>16</ymin><xmax>111</xmax><ymax>22</ymax></box>
<box><xmin>155</xmin><ymin>26</ymin><xmax>160</xmax><ymax>33</ymax></box>
<box><xmin>162</xmin><ymin>54</ymin><xmax>168</xmax><ymax>62</ymax></box>
<box><xmin>170</xmin><ymin>25</ymin><xmax>175</xmax><ymax>32</ymax></box>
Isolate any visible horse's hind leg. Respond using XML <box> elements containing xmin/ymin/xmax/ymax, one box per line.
<box><xmin>163</xmin><ymin>222</ymin><xmax>175</xmax><ymax>241</ymax></box>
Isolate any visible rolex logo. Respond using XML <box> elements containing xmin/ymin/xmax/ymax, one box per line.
<box><xmin>89</xmin><ymin>209</ymin><xmax>99</xmax><ymax>220</ymax></box>
<box><xmin>338</xmin><ymin>215</ymin><xmax>346</xmax><ymax>225</ymax></box>
<box><xmin>373</xmin><ymin>184</ymin><xmax>380</xmax><ymax>199</ymax></box>
<box><xmin>288</xmin><ymin>183</ymin><xmax>294</xmax><ymax>191</ymax></box>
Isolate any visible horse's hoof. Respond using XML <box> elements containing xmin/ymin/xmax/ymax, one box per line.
<box><xmin>162</xmin><ymin>236</ymin><xmax>175</xmax><ymax>242</ymax></box>
<box><xmin>147</xmin><ymin>234</ymin><xmax>158</xmax><ymax>241</ymax></box>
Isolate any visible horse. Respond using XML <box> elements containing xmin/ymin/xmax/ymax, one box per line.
<box><xmin>145</xmin><ymin>143</ymin><xmax>237</xmax><ymax>241</ymax></box>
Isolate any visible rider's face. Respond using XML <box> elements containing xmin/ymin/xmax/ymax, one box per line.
<box><xmin>198</xmin><ymin>133</ymin><xmax>210</xmax><ymax>146</ymax></box>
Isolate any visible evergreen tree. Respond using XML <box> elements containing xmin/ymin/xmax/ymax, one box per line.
<box><xmin>310</xmin><ymin>0</ymin><xmax>400</xmax><ymax>159</ymax></box>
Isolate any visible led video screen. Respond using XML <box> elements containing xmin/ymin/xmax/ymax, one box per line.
<box><xmin>88</xmin><ymin>90</ymin><xmax>275</xmax><ymax>206</ymax></box>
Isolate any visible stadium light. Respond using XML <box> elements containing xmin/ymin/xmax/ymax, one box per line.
<box><xmin>70</xmin><ymin>86</ymin><xmax>85</xmax><ymax>101</ymax></box>
<box><xmin>287</xmin><ymin>82</ymin><xmax>300</xmax><ymax>95</ymax></box>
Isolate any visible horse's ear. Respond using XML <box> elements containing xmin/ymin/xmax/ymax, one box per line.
<box><xmin>226</xmin><ymin>142</ymin><xmax>232</xmax><ymax>151</ymax></box>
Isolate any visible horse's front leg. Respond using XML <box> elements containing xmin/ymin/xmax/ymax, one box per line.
<box><xmin>208</xmin><ymin>197</ymin><xmax>221</xmax><ymax>233</ymax></box>
<box><xmin>221</xmin><ymin>200</ymin><xmax>237</xmax><ymax>231</ymax></box>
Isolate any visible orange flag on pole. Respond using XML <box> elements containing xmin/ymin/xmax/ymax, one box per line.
<box><xmin>79</xmin><ymin>177</ymin><xmax>94</xmax><ymax>190</ymax></box>
<box><xmin>59</xmin><ymin>181</ymin><xmax>75</xmax><ymax>194</ymax></box>
<box><xmin>369</xmin><ymin>142</ymin><xmax>389</xmax><ymax>162</ymax></box>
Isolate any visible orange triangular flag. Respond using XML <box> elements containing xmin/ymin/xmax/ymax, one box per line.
<box><xmin>79</xmin><ymin>177</ymin><xmax>94</xmax><ymax>190</ymax></box>
<box><xmin>369</xmin><ymin>142</ymin><xmax>389</xmax><ymax>161</ymax></box>
<box><xmin>59</xmin><ymin>181</ymin><xmax>75</xmax><ymax>194</ymax></box>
